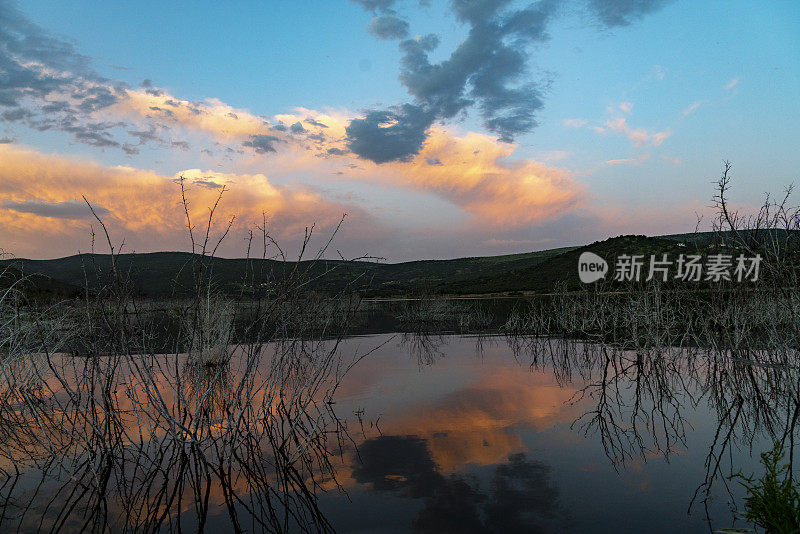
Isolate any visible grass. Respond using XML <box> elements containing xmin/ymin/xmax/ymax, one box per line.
<box><xmin>732</xmin><ymin>442</ymin><xmax>800</xmax><ymax>533</ymax></box>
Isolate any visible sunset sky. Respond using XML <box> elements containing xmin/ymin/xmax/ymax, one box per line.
<box><xmin>1</xmin><ymin>0</ymin><xmax>798</xmax><ymax>261</ymax></box>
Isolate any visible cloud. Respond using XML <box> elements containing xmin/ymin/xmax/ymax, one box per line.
<box><xmin>0</xmin><ymin>144</ymin><xmax>378</xmax><ymax>258</ymax></box>
<box><xmin>346</xmin><ymin>104</ymin><xmax>435</xmax><ymax>163</ymax></box>
<box><xmin>587</xmin><ymin>0</ymin><xmax>674</xmax><ymax>27</ymax></box>
<box><xmin>192</xmin><ymin>178</ymin><xmax>224</xmax><ymax>189</ymax></box>
<box><xmin>242</xmin><ymin>134</ymin><xmax>282</xmax><ymax>154</ymax></box>
<box><xmin>304</xmin><ymin>117</ymin><xmax>328</xmax><ymax>128</ymax></box>
<box><xmin>347</xmin><ymin>0</ymin><xmax>558</xmax><ymax>162</ymax></box>
<box><xmin>1</xmin><ymin>198</ymin><xmax>109</xmax><ymax>219</ymax></box>
<box><xmin>60</xmin><ymin>119</ymin><xmax>123</xmax><ymax>148</ymax></box>
<box><xmin>127</xmin><ymin>126</ymin><xmax>163</xmax><ymax>145</ymax></box>
<box><xmin>112</xmin><ymin>89</ymin><xmax>284</xmax><ymax>142</ymax></box>
<box><xmin>682</xmin><ymin>100</ymin><xmax>703</xmax><ymax>116</ymax></box>
<box><xmin>565</xmin><ymin>111</ymin><xmax>671</xmax><ymax>148</ymax></box>
<box><xmin>604</xmin><ymin>117</ymin><xmax>671</xmax><ymax>146</ymax></box>
<box><xmin>228</xmin><ymin>109</ymin><xmax>585</xmax><ymax>230</ymax></box>
<box><xmin>368</xmin><ymin>364</ymin><xmax>581</xmax><ymax>472</ymax></box>
<box><xmin>0</xmin><ymin>1</ymin><xmax>95</xmax><ymax>107</ymax></box>
<box><xmin>0</xmin><ymin>2</ymin><xmax>141</xmax><ymax>151</ymax></box>
<box><xmin>372</xmin><ymin>126</ymin><xmax>584</xmax><ymax>225</ymax></box>
<box><xmin>75</xmin><ymin>85</ymin><xmax>120</xmax><ymax>112</ymax></box>
<box><xmin>725</xmin><ymin>77</ymin><xmax>740</xmax><ymax>90</ymax></box>
<box><xmin>398</xmin><ymin>2</ymin><xmax>552</xmax><ymax>143</ymax></box>
<box><xmin>346</xmin><ymin>0</ymin><xmax>672</xmax><ymax>163</ymax></box>
<box><xmin>0</xmin><ymin>136</ymin><xmax>16</xmax><ymax>144</ymax></box>
<box><xmin>605</xmin><ymin>153</ymin><xmax>650</xmax><ymax>166</ymax></box>
<box><xmin>367</xmin><ymin>12</ymin><xmax>409</xmax><ymax>40</ymax></box>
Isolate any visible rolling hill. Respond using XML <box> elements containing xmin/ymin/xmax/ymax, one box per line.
<box><xmin>0</xmin><ymin>246</ymin><xmax>576</xmax><ymax>298</ymax></box>
<box><xmin>2</xmin><ymin>230</ymin><xmax>785</xmax><ymax>298</ymax></box>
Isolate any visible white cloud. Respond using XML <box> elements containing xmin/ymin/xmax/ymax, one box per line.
<box><xmin>682</xmin><ymin>100</ymin><xmax>704</xmax><ymax>116</ymax></box>
<box><xmin>563</xmin><ymin>118</ymin><xmax>587</xmax><ymax>128</ymax></box>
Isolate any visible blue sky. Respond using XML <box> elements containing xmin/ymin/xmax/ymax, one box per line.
<box><xmin>1</xmin><ymin>0</ymin><xmax>798</xmax><ymax>260</ymax></box>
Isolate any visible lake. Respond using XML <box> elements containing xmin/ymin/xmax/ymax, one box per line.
<box><xmin>0</xmin><ymin>331</ymin><xmax>788</xmax><ymax>532</ymax></box>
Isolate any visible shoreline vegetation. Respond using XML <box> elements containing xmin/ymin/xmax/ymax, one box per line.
<box><xmin>2</xmin><ymin>163</ymin><xmax>800</xmax><ymax>531</ymax></box>
<box><xmin>0</xmin><ymin>230</ymin><xmax>785</xmax><ymax>301</ymax></box>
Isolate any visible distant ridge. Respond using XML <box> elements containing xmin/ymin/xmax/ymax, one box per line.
<box><xmin>1</xmin><ymin>230</ymin><xmax>792</xmax><ymax>298</ymax></box>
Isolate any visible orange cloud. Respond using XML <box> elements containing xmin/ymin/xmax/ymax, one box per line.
<box><xmin>374</xmin><ymin>127</ymin><xmax>584</xmax><ymax>225</ymax></box>
<box><xmin>0</xmin><ymin>144</ymin><xmax>369</xmax><ymax>258</ymax></box>
<box><xmin>374</xmin><ymin>366</ymin><xmax>580</xmax><ymax>472</ymax></box>
<box><xmin>100</xmin><ymin>86</ymin><xmax>584</xmax><ymax>229</ymax></box>
<box><xmin>111</xmin><ymin>90</ymin><xmax>273</xmax><ymax>140</ymax></box>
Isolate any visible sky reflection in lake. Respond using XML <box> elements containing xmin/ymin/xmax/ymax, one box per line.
<box><xmin>317</xmin><ymin>334</ymin><xmax>768</xmax><ymax>533</ymax></box>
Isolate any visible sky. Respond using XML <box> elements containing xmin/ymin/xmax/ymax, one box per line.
<box><xmin>0</xmin><ymin>0</ymin><xmax>798</xmax><ymax>261</ymax></box>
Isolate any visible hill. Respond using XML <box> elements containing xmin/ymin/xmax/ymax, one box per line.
<box><xmin>2</xmin><ymin>230</ymin><xmax>785</xmax><ymax>298</ymax></box>
<box><xmin>0</xmin><ymin>246</ymin><xmax>575</xmax><ymax>298</ymax></box>
<box><xmin>437</xmin><ymin>235</ymin><xmax>693</xmax><ymax>294</ymax></box>
<box><xmin>0</xmin><ymin>264</ymin><xmax>83</xmax><ymax>300</ymax></box>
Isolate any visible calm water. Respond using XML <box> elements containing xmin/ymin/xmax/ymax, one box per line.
<box><xmin>2</xmin><ymin>332</ymin><xmax>788</xmax><ymax>533</ymax></box>
<box><xmin>312</xmin><ymin>334</ymin><xmax>768</xmax><ymax>533</ymax></box>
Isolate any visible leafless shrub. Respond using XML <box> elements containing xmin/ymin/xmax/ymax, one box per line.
<box><xmin>0</xmin><ymin>180</ymin><xmax>375</xmax><ymax>533</ymax></box>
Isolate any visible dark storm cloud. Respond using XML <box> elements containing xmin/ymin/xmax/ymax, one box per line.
<box><xmin>242</xmin><ymin>133</ymin><xmax>282</xmax><ymax>154</ymax></box>
<box><xmin>346</xmin><ymin>103</ymin><xmax>434</xmax><ymax>163</ymax></box>
<box><xmin>587</xmin><ymin>0</ymin><xmax>673</xmax><ymax>27</ymax></box>
<box><xmin>349</xmin><ymin>0</ymin><xmax>670</xmax><ymax>162</ymax></box>
<box><xmin>397</xmin><ymin>0</ymin><xmax>555</xmax><ymax>142</ymax></box>
<box><xmin>367</xmin><ymin>11</ymin><xmax>409</xmax><ymax>40</ymax></box>
<box><xmin>326</xmin><ymin>147</ymin><xmax>348</xmax><ymax>156</ymax></box>
<box><xmin>348</xmin><ymin>0</ymin><xmax>556</xmax><ymax>161</ymax></box>
<box><xmin>2</xmin><ymin>199</ymin><xmax>110</xmax><ymax>219</ymax></box>
<box><xmin>290</xmin><ymin>121</ymin><xmax>305</xmax><ymax>133</ymax></box>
